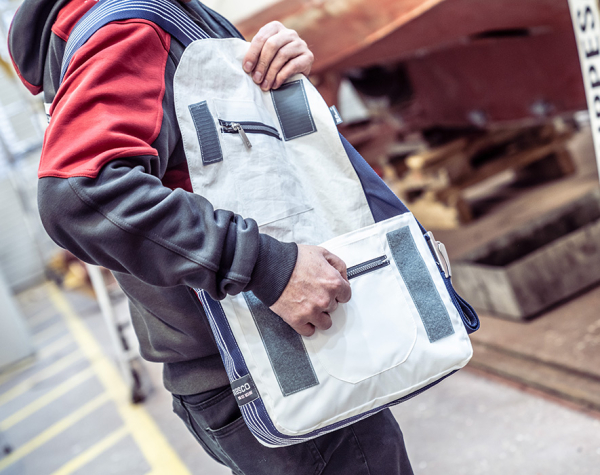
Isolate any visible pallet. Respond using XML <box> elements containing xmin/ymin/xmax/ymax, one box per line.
<box><xmin>389</xmin><ymin>123</ymin><xmax>576</xmax><ymax>226</ymax></box>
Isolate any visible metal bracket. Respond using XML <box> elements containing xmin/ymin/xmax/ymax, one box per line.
<box><xmin>425</xmin><ymin>231</ymin><xmax>452</xmax><ymax>279</ymax></box>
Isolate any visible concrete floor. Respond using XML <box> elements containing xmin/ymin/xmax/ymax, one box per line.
<box><xmin>1</xmin><ymin>282</ymin><xmax>599</xmax><ymax>475</ymax></box>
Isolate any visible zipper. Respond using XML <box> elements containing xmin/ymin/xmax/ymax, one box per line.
<box><xmin>347</xmin><ymin>255</ymin><xmax>390</xmax><ymax>280</ymax></box>
<box><xmin>219</xmin><ymin>120</ymin><xmax>282</xmax><ymax>149</ymax></box>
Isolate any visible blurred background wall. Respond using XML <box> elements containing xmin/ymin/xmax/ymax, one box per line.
<box><xmin>0</xmin><ymin>0</ymin><xmax>60</xmax><ymax>293</ymax></box>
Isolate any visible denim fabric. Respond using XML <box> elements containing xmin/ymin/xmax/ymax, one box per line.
<box><xmin>172</xmin><ymin>386</ymin><xmax>414</xmax><ymax>475</ymax></box>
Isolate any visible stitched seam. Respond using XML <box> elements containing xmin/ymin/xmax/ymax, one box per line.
<box><xmin>38</xmin><ymin>147</ymin><xmax>160</xmax><ymax>179</ymax></box>
<box><xmin>350</xmin><ymin>425</ymin><xmax>372</xmax><ymax>475</ymax></box>
<box><xmin>245</xmin><ymin>296</ymin><xmax>286</xmax><ymax>395</ymax></box>
<box><xmin>189</xmin><ymin>102</ymin><xmax>223</xmax><ymax>165</ymax></box>
<box><xmin>271</xmin><ymin>88</ymin><xmax>286</xmax><ymax>139</ymax></box>
<box><xmin>41</xmin><ymin>148</ymin><xmax>160</xmax><ymax>172</ymax></box>
<box><xmin>52</xmin><ymin>25</ymin><xmax>69</xmax><ymax>42</ymax></box>
<box><xmin>271</xmin><ymin>79</ymin><xmax>317</xmax><ymax>141</ymax></box>
<box><xmin>183</xmin><ymin>387</ymin><xmax>232</xmax><ymax>410</ymax></box>
<box><xmin>148</xmin><ymin>30</ymin><xmax>170</xmax><ymax>145</ymax></box>
<box><xmin>244</xmin><ymin>294</ymin><xmax>318</xmax><ymax>397</ymax></box>
<box><xmin>310</xmin><ymin>440</ymin><xmax>326</xmax><ymax>475</ymax></box>
<box><xmin>386</xmin><ymin>230</ymin><xmax>451</xmax><ymax>343</ymax></box>
<box><xmin>296</xmin><ymin>79</ymin><xmax>317</xmax><ymax>134</ymax></box>
<box><xmin>176</xmin><ymin>399</ymin><xmax>224</xmax><ymax>463</ymax></box>
<box><xmin>67</xmin><ymin>178</ymin><xmax>224</xmax><ymax>274</ymax></box>
<box><xmin>282</xmin><ymin>338</ymin><xmax>319</xmax><ymax>396</ymax></box>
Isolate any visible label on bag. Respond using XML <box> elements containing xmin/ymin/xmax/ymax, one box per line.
<box><xmin>231</xmin><ymin>374</ymin><xmax>260</xmax><ymax>406</ymax></box>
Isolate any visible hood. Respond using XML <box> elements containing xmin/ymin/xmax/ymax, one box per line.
<box><xmin>7</xmin><ymin>0</ymin><xmax>239</xmax><ymax>96</ymax></box>
<box><xmin>8</xmin><ymin>0</ymin><xmax>73</xmax><ymax>94</ymax></box>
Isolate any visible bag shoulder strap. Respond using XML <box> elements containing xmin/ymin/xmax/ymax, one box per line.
<box><xmin>60</xmin><ymin>0</ymin><xmax>210</xmax><ymax>83</ymax></box>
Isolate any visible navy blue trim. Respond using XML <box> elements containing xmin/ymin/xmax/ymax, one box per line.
<box><xmin>340</xmin><ymin>134</ymin><xmax>414</xmax><ymax>225</ymax></box>
<box><xmin>60</xmin><ymin>0</ymin><xmax>209</xmax><ymax>83</ymax></box>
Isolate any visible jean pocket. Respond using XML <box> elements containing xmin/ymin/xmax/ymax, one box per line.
<box><xmin>173</xmin><ymin>387</ymin><xmax>243</xmax><ymax>468</ymax></box>
<box><xmin>211</xmin><ymin>422</ymin><xmax>325</xmax><ymax>475</ymax></box>
<box><xmin>181</xmin><ymin>387</ymin><xmax>242</xmax><ymax>432</ymax></box>
<box><xmin>176</xmin><ymin>388</ymin><xmax>325</xmax><ymax>475</ymax></box>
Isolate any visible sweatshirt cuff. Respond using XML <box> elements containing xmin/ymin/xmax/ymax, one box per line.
<box><xmin>248</xmin><ymin>234</ymin><xmax>298</xmax><ymax>307</ymax></box>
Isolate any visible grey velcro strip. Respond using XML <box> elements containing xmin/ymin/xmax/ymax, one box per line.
<box><xmin>387</xmin><ymin>227</ymin><xmax>455</xmax><ymax>343</ymax></box>
<box><xmin>188</xmin><ymin>101</ymin><xmax>223</xmax><ymax>165</ymax></box>
<box><xmin>271</xmin><ymin>80</ymin><xmax>317</xmax><ymax>141</ymax></box>
<box><xmin>243</xmin><ymin>292</ymin><xmax>319</xmax><ymax>397</ymax></box>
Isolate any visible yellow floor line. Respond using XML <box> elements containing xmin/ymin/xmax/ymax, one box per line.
<box><xmin>0</xmin><ymin>335</ymin><xmax>76</xmax><ymax>388</ymax></box>
<box><xmin>0</xmin><ymin>393</ymin><xmax>110</xmax><ymax>472</ymax></box>
<box><xmin>38</xmin><ymin>334</ymin><xmax>76</xmax><ymax>360</ymax></box>
<box><xmin>0</xmin><ymin>351</ymin><xmax>84</xmax><ymax>407</ymax></box>
<box><xmin>0</xmin><ymin>367</ymin><xmax>95</xmax><ymax>431</ymax></box>
<box><xmin>0</xmin><ymin>358</ymin><xmax>36</xmax><ymax>387</ymax></box>
<box><xmin>47</xmin><ymin>284</ymin><xmax>192</xmax><ymax>475</ymax></box>
<box><xmin>32</xmin><ymin>322</ymin><xmax>65</xmax><ymax>346</ymax></box>
<box><xmin>48</xmin><ymin>426</ymin><xmax>128</xmax><ymax>475</ymax></box>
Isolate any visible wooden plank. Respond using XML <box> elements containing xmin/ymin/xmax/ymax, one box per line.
<box><xmin>406</xmin><ymin>137</ymin><xmax>468</xmax><ymax>170</ymax></box>
<box><xmin>508</xmin><ymin>219</ymin><xmax>600</xmax><ymax>317</ymax></box>
<box><xmin>439</xmin><ymin>135</ymin><xmax>571</xmax><ymax>198</ymax></box>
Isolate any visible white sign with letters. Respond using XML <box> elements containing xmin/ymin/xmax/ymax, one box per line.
<box><xmin>569</xmin><ymin>0</ymin><xmax>600</xmax><ymax>175</ymax></box>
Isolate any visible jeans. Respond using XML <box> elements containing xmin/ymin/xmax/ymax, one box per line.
<box><xmin>172</xmin><ymin>386</ymin><xmax>414</xmax><ymax>475</ymax></box>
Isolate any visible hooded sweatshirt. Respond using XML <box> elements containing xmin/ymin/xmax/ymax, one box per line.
<box><xmin>8</xmin><ymin>0</ymin><xmax>299</xmax><ymax>395</ymax></box>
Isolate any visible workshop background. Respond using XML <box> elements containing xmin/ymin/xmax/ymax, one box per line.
<box><xmin>1</xmin><ymin>0</ymin><xmax>600</xmax><ymax>474</ymax></box>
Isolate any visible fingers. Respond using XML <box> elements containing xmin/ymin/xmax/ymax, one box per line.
<box><xmin>243</xmin><ymin>21</ymin><xmax>283</xmax><ymax>75</ymax></box>
<box><xmin>289</xmin><ymin>312</ymin><xmax>332</xmax><ymax>337</ymax></box>
<box><xmin>295</xmin><ymin>322</ymin><xmax>316</xmax><ymax>337</ymax></box>
<box><xmin>242</xmin><ymin>21</ymin><xmax>314</xmax><ymax>91</ymax></box>
<box><xmin>270</xmin><ymin>52</ymin><xmax>313</xmax><ymax>90</ymax></box>
<box><xmin>268</xmin><ymin>245</ymin><xmax>349</xmax><ymax>337</ymax></box>
<box><xmin>324</xmin><ymin>250</ymin><xmax>349</xmax><ymax>282</ymax></box>
<box><xmin>323</xmin><ymin>250</ymin><xmax>351</xmax><ymax>304</ymax></box>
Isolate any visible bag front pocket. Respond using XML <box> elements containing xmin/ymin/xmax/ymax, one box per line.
<box><xmin>307</xmin><ymin>249</ymin><xmax>418</xmax><ymax>385</ymax></box>
<box><xmin>214</xmin><ymin>99</ymin><xmax>312</xmax><ymax>229</ymax></box>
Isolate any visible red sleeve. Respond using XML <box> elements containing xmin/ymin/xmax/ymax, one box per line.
<box><xmin>40</xmin><ymin>19</ymin><xmax>171</xmax><ymax>179</ymax></box>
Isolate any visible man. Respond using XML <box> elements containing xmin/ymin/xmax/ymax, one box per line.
<box><xmin>9</xmin><ymin>0</ymin><xmax>413</xmax><ymax>472</ymax></box>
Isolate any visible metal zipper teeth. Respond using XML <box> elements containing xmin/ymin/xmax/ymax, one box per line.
<box><xmin>219</xmin><ymin>120</ymin><xmax>281</xmax><ymax>140</ymax></box>
<box><xmin>347</xmin><ymin>255</ymin><xmax>390</xmax><ymax>280</ymax></box>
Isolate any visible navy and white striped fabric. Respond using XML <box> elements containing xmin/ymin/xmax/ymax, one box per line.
<box><xmin>198</xmin><ymin>289</ymin><xmax>457</xmax><ymax>446</ymax></box>
<box><xmin>60</xmin><ymin>0</ymin><xmax>209</xmax><ymax>83</ymax></box>
<box><xmin>62</xmin><ymin>0</ymin><xmax>479</xmax><ymax>447</ymax></box>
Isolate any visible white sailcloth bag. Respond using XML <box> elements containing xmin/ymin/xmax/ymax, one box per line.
<box><xmin>63</xmin><ymin>0</ymin><xmax>480</xmax><ymax>448</ymax></box>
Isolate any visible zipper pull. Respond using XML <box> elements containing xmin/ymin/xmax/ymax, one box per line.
<box><xmin>232</xmin><ymin>123</ymin><xmax>252</xmax><ymax>149</ymax></box>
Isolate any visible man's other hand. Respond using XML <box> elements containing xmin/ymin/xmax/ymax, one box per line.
<box><xmin>243</xmin><ymin>21</ymin><xmax>314</xmax><ymax>91</ymax></box>
<box><xmin>270</xmin><ymin>244</ymin><xmax>351</xmax><ymax>337</ymax></box>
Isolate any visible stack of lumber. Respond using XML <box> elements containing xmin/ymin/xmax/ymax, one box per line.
<box><xmin>386</xmin><ymin>121</ymin><xmax>576</xmax><ymax>228</ymax></box>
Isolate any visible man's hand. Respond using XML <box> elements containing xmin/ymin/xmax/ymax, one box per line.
<box><xmin>243</xmin><ymin>21</ymin><xmax>314</xmax><ymax>91</ymax></box>
<box><xmin>270</xmin><ymin>244</ymin><xmax>351</xmax><ymax>337</ymax></box>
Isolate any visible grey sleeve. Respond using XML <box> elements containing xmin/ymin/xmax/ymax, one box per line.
<box><xmin>37</xmin><ymin>157</ymin><xmax>297</xmax><ymax>306</ymax></box>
